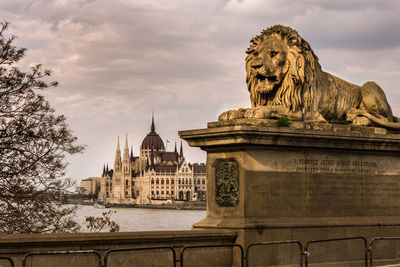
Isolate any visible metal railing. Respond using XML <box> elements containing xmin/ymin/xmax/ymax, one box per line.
<box><xmin>180</xmin><ymin>244</ymin><xmax>244</xmax><ymax>267</ymax></box>
<box><xmin>104</xmin><ymin>246</ymin><xmax>177</xmax><ymax>267</ymax></box>
<box><xmin>304</xmin><ymin>236</ymin><xmax>368</xmax><ymax>267</ymax></box>
<box><xmin>246</xmin><ymin>240</ymin><xmax>303</xmax><ymax>267</ymax></box>
<box><xmin>22</xmin><ymin>250</ymin><xmax>102</xmax><ymax>267</ymax></box>
<box><xmin>0</xmin><ymin>256</ymin><xmax>14</xmax><ymax>267</ymax></box>
<box><xmin>0</xmin><ymin>235</ymin><xmax>399</xmax><ymax>266</ymax></box>
<box><xmin>369</xmin><ymin>237</ymin><xmax>400</xmax><ymax>267</ymax></box>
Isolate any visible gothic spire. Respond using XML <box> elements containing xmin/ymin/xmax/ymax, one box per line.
<box><xmin>179</xmin><ymin>140</ymin><xmax>183</xmax><ymax>158</ymax></box>
<box><xmin>151</xmin><ymin>111</ymin><xmax>155</xmax><ymax>132</ymax></box>
<box><xmin>102</xmin><ymin>164</ymin><xmax>105</xmax><ymax>176</ymax></box>
<box><xmin>174</xmin><ymin>141</ymin><xmax>177</xmax><ymax>153</ymax></box>
<box><xmin>114</xmin><ymin>136</ymin><xmax>122</xmax><ymax>172</ymax></box>
<box><xmin>123</xmin><ymin>133</ymin><xmax>129</xmax><ymax>161</ymax></box>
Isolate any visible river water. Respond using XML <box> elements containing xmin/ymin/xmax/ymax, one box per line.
<box><xmin>75</xmin><ymin>205</ymin><xmax>206</xmax><ymax>232</ymax></box>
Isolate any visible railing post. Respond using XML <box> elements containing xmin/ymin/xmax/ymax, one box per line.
<box><xmin>303</xmin><ymin>250</ymin><xmax>309</xmax><ymax>267</ymax></box>
<box><xmin>366</xmin><ymin>247</ymin><xmax>371</xmax><ymax>267</ymax></box>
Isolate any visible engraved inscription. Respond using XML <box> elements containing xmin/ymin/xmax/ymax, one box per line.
<box><xmin>294</xmin><ymin>158</ymin><xmax>379</xmax><ymax>175</ymax></box>
<box><xmin>215</xmin><ymin>159</ymin><xmax>239</xmax><ymax>207</ymax></box>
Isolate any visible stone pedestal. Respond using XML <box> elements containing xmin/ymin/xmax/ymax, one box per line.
<box><xmin>179</xmin><ymin>119</ymin><xmax>400</xmax><ymax>265</ymax></box>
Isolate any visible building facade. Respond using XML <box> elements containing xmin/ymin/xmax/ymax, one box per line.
<box><xmin>80</xmin><ymin>177</ymin><xmax>102</xmax><ymax>196</ymax></box>
<box><xmin>95</xmin><ymin>117</ymin><xmax>206</xmax><ymax>204</ymax></box>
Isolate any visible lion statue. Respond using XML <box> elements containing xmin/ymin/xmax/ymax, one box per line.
<box><xmin>219</xmin><ymin>25</ymin><xmax>400</xmax><ymax>129</ymax></box>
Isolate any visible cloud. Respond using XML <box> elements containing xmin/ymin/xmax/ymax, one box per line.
<box><xmin>1</xmin><ymin>0</ymin><xmax>400</xmax><ymax>180</ymax></box>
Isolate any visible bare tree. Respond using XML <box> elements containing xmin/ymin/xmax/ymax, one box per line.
<box><xmin>85</xmin><ymin>211</ymin><xmax>120</xmax><ymax>233</ymax></box>
<box><xmin>0</xmin><ymin>22</ymin><xmax>85</xmax><ymax>233</ymax></box>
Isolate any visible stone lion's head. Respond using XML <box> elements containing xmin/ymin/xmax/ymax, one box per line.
<box><xmin>246</xmin><ymin>25</ymin><xmax>321</xmax><ymax>112</ymax></box>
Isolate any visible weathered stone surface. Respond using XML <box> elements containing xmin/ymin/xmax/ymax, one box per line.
<box><xmin>181</xmin><ymin>124</ymin><xmax>400</xmax><ymax>225</ymax></box>
<box><xmin>181</xmin><ymin>123</ymin><xmax>400</xmax><ymax>152</ymax></box>
<box><xmin>218</xmin><ymin>25</ymin><xmax>400</xmax><ymax>130</ymax></box>
<box><xmin>179</xmin><ymin>123</ymin><xmax>400</xmax><ymax>265</ymax></box>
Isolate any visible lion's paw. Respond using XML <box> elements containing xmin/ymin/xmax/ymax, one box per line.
<box><xmin>346</xmin><ymin>109</ymin><xmax>365</xmax><ymax>122</ymax></box>
<box><xmin>244</xmin><ymin>107</ymin><xmax>270</xmax><ymax>119</ymax></box>
<box><xmin>218</xmin><ymin>109</ymin><xmax>245</xmax><ymax>121</ymax></box>
<box><xmin>243</xmin><ymin>108</ymin><xmax>256</xmax><ymax>118</ymax></box>
<box><xmin>346</xmin><ymin>111</ymin><xmax>357</xmax><ymax>122</ymax></box>
<box><xmin>352</xmin><ymin>116</ymin><xmax>371</xmax><ymax>126</ymax></box>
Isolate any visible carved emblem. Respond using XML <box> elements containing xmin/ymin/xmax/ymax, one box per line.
<box><xmin>215</xmin><ymin>159</ymin><xmax>239</xmax><ymax>207</ymax></box>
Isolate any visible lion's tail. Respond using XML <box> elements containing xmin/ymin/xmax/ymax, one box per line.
<box><xmin>364</xmin><ymin>113</ymin><xmax>400</xmax><ymax>130</ymax></box>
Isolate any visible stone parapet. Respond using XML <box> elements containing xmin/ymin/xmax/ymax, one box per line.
<box><xmin>0</xmin><ymin>230</ymin><xmax>237</xmax><ymax>251</ymax></box>
<box><xmin>0</xmin><ymin>230</ymin><xmax>238</xmax><ymax>266</ymax></box>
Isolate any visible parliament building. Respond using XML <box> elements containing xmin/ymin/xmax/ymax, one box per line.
<box><xmin>96</xmin><ymin>116</ymin><xmax>206</xmax><ymax>204</ymax></box>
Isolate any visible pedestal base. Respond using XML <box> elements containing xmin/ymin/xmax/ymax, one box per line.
<box><xmin>179</xmin><ymin>120</ymin><xmax>400</xmax><ymax>265</ymax></box>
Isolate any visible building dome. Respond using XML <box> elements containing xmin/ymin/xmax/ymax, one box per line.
<box><xmin>140</xmin><ymin>116</ymin><xmax>165</xmax><ymax>151</ymax></box>
<box><xmin>141</xmin><ymin>131</ymin><xmax>165</xmax><ymax>150</ymax></box>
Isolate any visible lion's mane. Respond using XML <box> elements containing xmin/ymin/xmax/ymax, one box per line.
<box><xmin>245</xmin><ymin>25</ymin><xmax>321</xmax><ymax>114</ymax></box>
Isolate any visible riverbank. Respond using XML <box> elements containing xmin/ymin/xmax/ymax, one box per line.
<box><xmin>103</xmin><ymin>202</ymin><xmax>206</xmax><ymax>210</ymax></box>
<box><xmin>74</xmin><ymin>200</ymin><xmax>206</xmax><ymax>210</ymax></box>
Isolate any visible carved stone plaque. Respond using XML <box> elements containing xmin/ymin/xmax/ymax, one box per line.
<box><xmin>215</xmin><ymin>159</ymin><xmax>239</xmax><ymax>207</ymax></box>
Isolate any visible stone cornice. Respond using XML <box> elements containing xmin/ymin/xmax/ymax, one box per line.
<box><xmin>179</xmin><ymin>120</ymin><xmax>400</xmax><ymax>152</ymax></box>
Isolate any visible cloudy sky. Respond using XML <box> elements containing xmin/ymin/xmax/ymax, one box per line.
<box><xmin>1</xmin><ymin>0</ymin><xmax>400</xmax><ymax>182</ymax></box>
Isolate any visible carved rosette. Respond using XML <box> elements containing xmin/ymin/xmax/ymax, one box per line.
<box><xmin>215</xmin><ymin>159</ymin><xmax>239</xmax><ymax>207</ymax></box>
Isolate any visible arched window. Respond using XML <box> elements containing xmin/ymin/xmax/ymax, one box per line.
<box><xmin>178</xmin><ymin>178</ymin><xmax>181</xmax><ymax>184</ymax></box>
<box><xmin>172</xmin><ymin>179</ymin><xmax>175</xmax><ymax>185</ymax></box>
<box><xmin>161</xmin><ymin>178</ymin><xmax>164</xmax><ymax>185</ymax></box>
<box><xmin>202</xmin><ymin>179</ymin><xmax>205</xmax><ymax>185</ymax></box>
<box><xmin>166</xmin><ymin>179</ymin><xmax>169</xmax><ymax>185</ymax></box>
<box><xmin>185</xmin><ymin>178</ymin><xmax>188</xmax><ymax>184</ymax></box>
<box><xmin>151</xmin><ymin>178</ymin><xmax>154</xmax><ymax>184</ymax></box>
<box><xmin>156</xmin><ymin>178</ymin><xmax>159</xmax><ymax>184</ymax></box>
<box><xmin>125</xmin><ymin>180</ymin><xmax>128</xmax><ymax>186</ymax></box>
